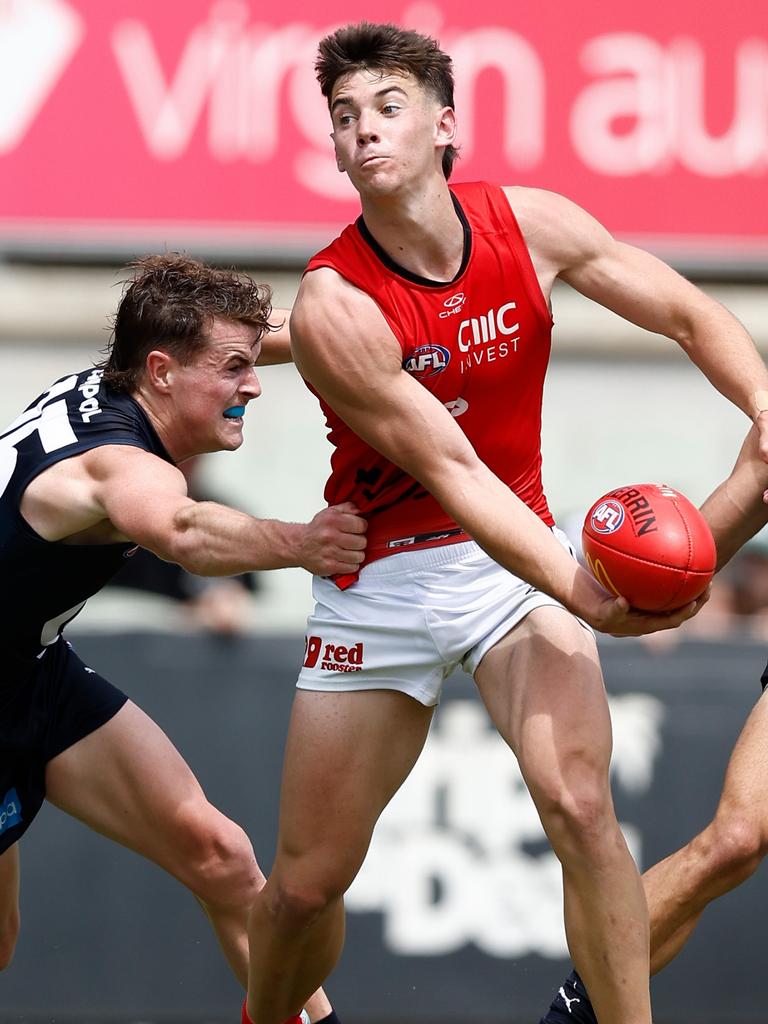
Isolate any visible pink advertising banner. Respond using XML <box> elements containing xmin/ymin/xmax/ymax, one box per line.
<box><xmin>1</xmin><ymin>0</ymin><xmax>767</xmax><ymax>262</ymax></box>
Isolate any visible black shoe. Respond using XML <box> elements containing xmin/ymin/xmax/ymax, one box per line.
<box><xmin>538</xmin><ymin>969</ymin><xmax>597</xmax><ymax>1024</ymax></box>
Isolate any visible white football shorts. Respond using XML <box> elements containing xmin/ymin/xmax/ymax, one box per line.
<box><xmin>297</xmin><ymin>528</ymin><xmax>592</xmax><ymax>707</ymax></box>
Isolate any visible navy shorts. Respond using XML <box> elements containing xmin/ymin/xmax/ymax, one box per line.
<box><xmin>761</xmin><ymin>659</ymin><xmax>768</xmax><ymax>692</ymax></box>
<box><xmin>0</xmin><ymin>637</ymin><xmax>127</xmax><ymax>854</ymax></box>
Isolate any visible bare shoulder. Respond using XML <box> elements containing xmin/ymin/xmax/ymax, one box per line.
<box><xmin>291</xmin><ymin>267</ymin><xmax>401</xmax><ymax>372</ymax></box>
<box><xmin>22</xmin><ymin>444</ymin><xmax>185</xmax><ymax>542</ymax></box>
<box><xmin>502</xmin><ymin>185</ymin><xmax>614</xmax><ymax>270</ymax></box>
<box><xmin>29</xmin><ymin>445</ymin><xmax>185</xmax><ymax>503</ymax></box>
<box><xmin>502</xmin><ymin>185</ymin><xmax>596</xmax><ymax>229</ymax></box>
<box><xmin>80</xmin><ymin>442</ymin><xmax>181</xmax><ymax>481</ymax></box>
<box><xmin>293</xmin><ymin>267</ymin><xmax>379</xmax><ymax>327</ymax></box>
<box><xmin>26</xmin><ymin>443</ymin><xmax>152</xmax><ymax>493</ymax></box>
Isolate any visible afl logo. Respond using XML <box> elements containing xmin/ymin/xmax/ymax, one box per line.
<box><xmin>590</xmin><ymin>500</ymin><xmax>625</xmax><ymax>534</ymax></box>
<box><xmin>404</xmin><ymin>344</ymin><xmax>451</xmax><ymax>379</ymax></box>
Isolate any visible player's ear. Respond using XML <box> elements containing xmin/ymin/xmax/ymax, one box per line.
<box><xmin>330</xmin><ymin>133</ymin><xmax>345</xmax><ymax>173</ymax></box>
<box><xmin>436</xmin><ymin>106</ymin><xmax>456</xmax><ymax>149</ymax></box>
<box><xmin>145</xmin><ymin>349</ymin><xmax>174</xmax><ymax>392</ymax></box>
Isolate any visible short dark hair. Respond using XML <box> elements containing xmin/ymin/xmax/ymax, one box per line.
<box><xmin>316</xmin><ymin>21</ymin><xmax>458</xmax><ymax>179</ymax></box>
<box><xmin>102</xmin><ymin>254</ymin><xmax>274</xmax><ymax>392</ymax></box>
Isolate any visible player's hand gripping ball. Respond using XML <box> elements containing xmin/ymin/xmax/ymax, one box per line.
<box><xmin>582</xmin><ymin>484</ymin><xmax>716</xmax><ymax>611</ymax></box>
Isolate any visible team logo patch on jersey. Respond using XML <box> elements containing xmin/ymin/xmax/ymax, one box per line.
<box><xmin>0</xmin><ymin>789</ymin><xmax>22</xmax><ymax>835</ymax></box>
<box><xmin>303</xmin><ymin>635</ymin><xmax>364</xmax><ymax>673</ymax></box>
<box><xmin>403</xmin><ymin>344</ymin><xmax>451</xmax><ymax>379</ymax></box>
<box><xmin>590</xmin><ymin>500</ymin><xmax>625</xmax><ymax>534</ymax></box>
<box><xmin>439</xmin><ymin>291</ymin><xmax>467</xmax><ymax>318</ymax></box>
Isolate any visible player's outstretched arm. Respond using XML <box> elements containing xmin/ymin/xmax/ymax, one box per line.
<box><xmin>509</xmin><ymin>187</ymin><xmax>768</xmax><ymax>460</ymax></box>
<box><xmin>160</xmin><ymin>496</ymin><xmax>367</xmax><ymax>577</ymax></box>
<box><xmin>24</xmin><ymin>445</ymin><xmax>366</xmax><ymax>576</ymax></box>
<box><xmin>291</xmin><ymin>269</ymin><xmax>696</xmax><ymax>638</ymax></box>
<box><xmin>701</xmin><ymin>424</ymin><xmax>768</xmax><ymax>570</ymax></box>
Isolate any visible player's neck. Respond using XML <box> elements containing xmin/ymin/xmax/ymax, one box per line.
<box><xmin>359</xmin><ymin>179</ymin><xmax>464</xmax><ymax>283</ymax></box>
<box><xmin>132</xmin><ymin>389</ymin><xmax>187</xmax><ymax>464</ymax></box>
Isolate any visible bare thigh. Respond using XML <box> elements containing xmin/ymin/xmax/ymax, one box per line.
<box><xmin>275</xmin><ymin>688</ymin><xmax>435</xmax><ymax>891</ymax></box>
<box><xmin>473</xmin><ymin>606</ymin><xmax>612</xmax><ymax>805</ymax></box>
<box><xmin>713</xmin><ymin>690</ymin><xmax>768</xmax><ymax>823</ymax></box>
<box><xmin>44</xmin><ymin>700</ymin><xmax>252</xmax><ymax>885</ymax></box>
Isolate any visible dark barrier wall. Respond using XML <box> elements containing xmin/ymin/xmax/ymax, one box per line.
<box><xmin>2</xmin><ymin>633</ymin><xmax>766</xmax><ymax>1023</ymax></box>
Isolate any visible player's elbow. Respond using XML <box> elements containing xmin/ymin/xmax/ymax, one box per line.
<box><xmin>663</xmin><ymin>302</ymin><xmax>699</xmax><ymax>352</ymax></box>
<box><xmin>163</xmin><ymin>505</ymin><xmax>209</xmax><ymax>574</ymax></box>
<box><xmin>669</xmin><ymin>293</ymin><xmax>729</xmax><ymax>354</ymax></box>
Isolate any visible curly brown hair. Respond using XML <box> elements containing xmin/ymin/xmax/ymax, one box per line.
<box><xmin>102</xmin><ymin>254</ymin><xmax>275</xmax><ymax>392</ymax></box>
<box><xmin>315</xmin><ymin>21</ymin><xmax>458</xmax><ymax>180</ymax></box>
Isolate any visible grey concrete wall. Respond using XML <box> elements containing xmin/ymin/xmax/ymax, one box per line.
<box><xmin>1</xmin><ymin>632</ymin><xmax>766</xmax><ymax>1023</ymax></box>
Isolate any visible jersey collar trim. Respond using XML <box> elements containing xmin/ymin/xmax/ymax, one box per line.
<box><xmin>355</xmin><ymin>190</ymin><xmax>472</xmax><ymax>288</ymax></box>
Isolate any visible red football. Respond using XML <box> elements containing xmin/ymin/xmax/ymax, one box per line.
<box><xmin>582</xmin><ymin>483</ymin><xmax>716</xmax><ymax>611</ymax></box>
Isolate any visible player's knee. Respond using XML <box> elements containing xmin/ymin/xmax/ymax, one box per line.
<box><xmin>265</xmin><ymin>871</ymin><xmax>345</xmax><ymax>929</ymax></box>
<box><xmin>175</xmin><ymin>808</ymin><xmax>263</xmax><ymax>906</ymax></box>
<box><xmin>536</xmin><ymin>772</ymin><xmax>614</xmax><ymax>857</ymax></box>
<box><xmin>0</xmin><ymin>908</ymin><xmax>20</xmax><ymax>971</ymax></box>
<box><xmin>550</xmin><ymin>788</ymin><xmax>611</xmax><ymax>844</ymax></box>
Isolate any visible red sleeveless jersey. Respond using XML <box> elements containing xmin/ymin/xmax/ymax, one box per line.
<box><xmin>305</xmin><ymin>181</ymin><xmax>555</xmax><ymax>584</ymax></box>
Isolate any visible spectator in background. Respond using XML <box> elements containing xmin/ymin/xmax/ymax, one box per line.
<box><xmin>722</xmin><ymin>528</ymin><xmax>768</xmax><ymax>637</ymax></box>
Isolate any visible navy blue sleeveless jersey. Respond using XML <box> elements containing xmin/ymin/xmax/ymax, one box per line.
<box><xmin>0</xmin><ymin>367</ymin><xmax>173</xmax><ymax>672</ymax></box>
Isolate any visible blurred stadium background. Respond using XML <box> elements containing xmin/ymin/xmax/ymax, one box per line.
<box><xmin>2</xmin><ymin>1</ymin><xmax>768</xmax><ymax>1021</ymax></box>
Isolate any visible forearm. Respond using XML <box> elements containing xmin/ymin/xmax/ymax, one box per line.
<box><xmin>425</xmin><ymin>459</ymin><xmax>607</xmax><ymax>620</ymax></box>
<box><xmin>257</xmin><ymin>309</ymin><xmax>293</xmax><ymax>365</ymax></box>
<box><xmin>162</xmin><ymin>501</ymin><xmax>305</xmax><ymax>575</ymax></box>
<box><xmin>701</xmin><ymin>427</ymin><xmax>768</xmax><ymax>570</ymax></box>
<box><xmin>674</xmin><ymin>300</ymin><xmax>768</xmax><ymax>419</ymax></box>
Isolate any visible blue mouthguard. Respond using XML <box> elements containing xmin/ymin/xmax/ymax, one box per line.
<box><xmin>223</xmin><ymin>406</ymin><xmax>246</xmax><ymax>419</ymax></box>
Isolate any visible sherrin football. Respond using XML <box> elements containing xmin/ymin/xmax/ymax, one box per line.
<box><xmin>582</xmin><ymin>484</ymin><xmax>716</xmax><ymax>612</ymax></box>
